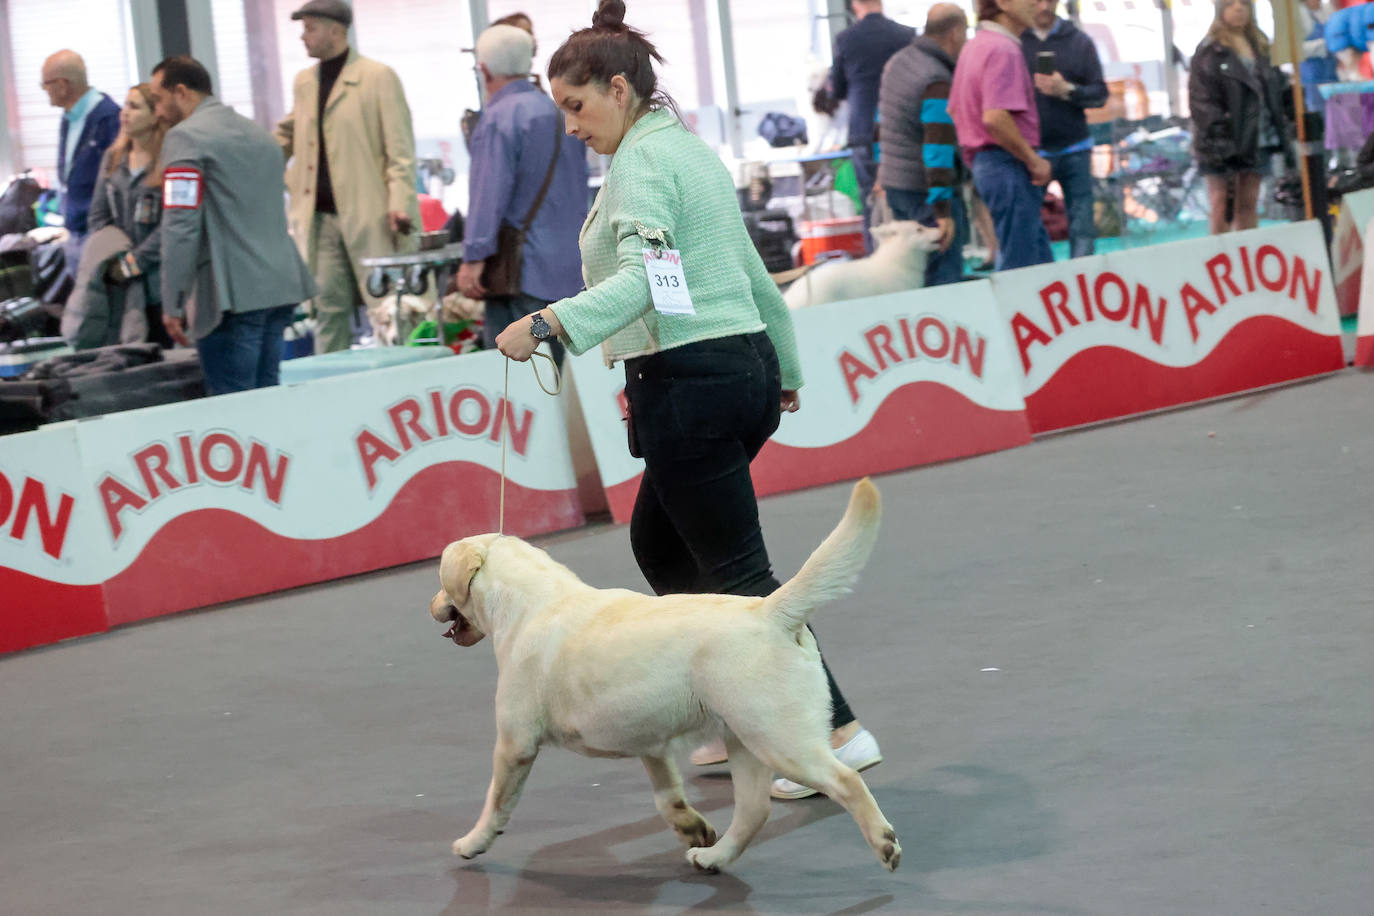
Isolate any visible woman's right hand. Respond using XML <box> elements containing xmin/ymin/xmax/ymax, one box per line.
<box><xmin>781</xmin><ymin>390</ymin><xmax>800</xmax><ymax>413</ymax></box>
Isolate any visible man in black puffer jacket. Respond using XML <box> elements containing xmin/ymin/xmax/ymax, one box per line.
<box><xmin>1021</xmin><ymin>0</ymin><xmax>1107</xmax><ymax>258</ymax></box>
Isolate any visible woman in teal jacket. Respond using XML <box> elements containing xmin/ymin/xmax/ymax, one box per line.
<box><xmin>495</xmin><ymin>0</ymin><xmax>882</xmax><ymax>800</ymax></box>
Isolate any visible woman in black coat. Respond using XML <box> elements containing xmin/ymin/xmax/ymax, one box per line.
<box><xmin>1188</xmin><ymin>0</ymin><xmax>1289</xmax><ymax>233</ymax></box>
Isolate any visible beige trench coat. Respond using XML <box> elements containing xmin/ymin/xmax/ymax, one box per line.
<box><xmin>276</xmin><ymin>50</ymin><xmax>420</xmax><ymax>308</ymax></box>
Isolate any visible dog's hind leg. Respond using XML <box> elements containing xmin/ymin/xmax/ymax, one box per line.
<box><xmin>685</xmin><ymin>733</ymin><xmax>773</xmax><ymax>873</ymax></box>
<box><xmin>763</xmin><ymin>748</ymin><xmax>901</xmax><ymax>872</ymax></box>
<box><xmin>642</xmin><ymin>755</ymin><xmax>717</xmax><ymax>849</ymax></box>
<box><xmin>453</xmin><ymin>734</ymin><xmax>539</xmax><ymax>860</ymax></box>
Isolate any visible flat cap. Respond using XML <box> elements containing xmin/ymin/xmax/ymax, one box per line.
<box><xmin>291</xmin><ymin>0</ymin><xmax>352</xmax><ymax>27</ymax></box>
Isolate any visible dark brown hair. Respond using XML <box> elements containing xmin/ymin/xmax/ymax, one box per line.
<box><xmin>152</xmin><ymin>55</ymin><xmax>214</xmax><ymax>95</ymax></box>
<box><xmin>547</xmin><ymin>0</ymin><xmax>677</xmax><ymax>116</ymax></box>
<box><xmin>976</xmin><ymin>0</ymin><xmax>1001</xmax><ymax>22</ymax></box>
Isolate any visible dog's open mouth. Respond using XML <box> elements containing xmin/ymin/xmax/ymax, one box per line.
<box><xmin>441</xmin><ymin>606</ymin><xmax>481</xmax><ymax>646</ymax></box>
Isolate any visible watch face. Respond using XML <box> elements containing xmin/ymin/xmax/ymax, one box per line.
<box><xmin>530</xmin><ymin>313</ymin><xmax>551</xmax><ymax>340</ymax></box>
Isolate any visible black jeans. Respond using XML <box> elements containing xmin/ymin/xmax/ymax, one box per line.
<box><xmin>624</xmin><ymin>332</ymin><xmax>855</xmax><ymax>729</ymax></box>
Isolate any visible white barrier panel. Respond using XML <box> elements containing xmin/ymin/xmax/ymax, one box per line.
<box><xmin>570</xmin><ymin>282</ymin><xmax>1033</xmax><ymax>523</ymax></box>
<box><xmin>0</xmin><ymin>350</ymin><xmax>583</xmax><ymax>649</ymax></box>
<box><xmin>990</xmin><ymin>221</ymin><xmax>1345</xmax><ymax>433</ymax></box>
<box><xmin>1332</xmin><ymin>188</ymin><xmax>1374</xmax><ymax>318</ymax></box>
<box><xmin>0</xmin><ymin>424</ymin><xmax>109</xmax><ymax>653</ymax></box>
<box><xmin>1355</xmin><ymin>216</ymin><xmax>1374</xmax><ymax>367</ymax></box>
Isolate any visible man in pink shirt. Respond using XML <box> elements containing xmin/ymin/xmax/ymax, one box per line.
<box><xmin>949</xmin><ymin>0</ymin><xmax>1054</xmax><ymax>270</ymax></box>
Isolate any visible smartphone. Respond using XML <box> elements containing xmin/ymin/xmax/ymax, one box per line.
<box><xmin>1036</xmin><ymin>51</ymin><xmax>1056</xmax><ymax>75</ymax></box>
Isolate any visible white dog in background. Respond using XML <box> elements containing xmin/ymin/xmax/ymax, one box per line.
<box><xmin>428</xmin><ymin>479</ymin><xmax>899</xmax><ymax>874</ymax></box>
<box><xmin>784</xmin><ymin>220</ymin><xmax>943</xmax><ymax>310</ymax></box>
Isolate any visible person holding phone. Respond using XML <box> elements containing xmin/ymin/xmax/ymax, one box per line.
<box><xmin>275</xmin><ymin>0</ymin><xmax>422</xmax><ymax>354</ymax></box>
<box><xmin>1021</xmin><ymin>0</ymin><xmax>1108</xmax><ymax>258</ymax></box>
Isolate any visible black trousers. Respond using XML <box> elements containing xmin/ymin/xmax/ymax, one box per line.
<box><xmin>624</xmin><ymin>331</ymin><xmax>855</xmax><ymax>729</ymax></box>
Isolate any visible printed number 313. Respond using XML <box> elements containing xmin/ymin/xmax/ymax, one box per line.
<box><xmin>654</xmin><ymin>274</ymin><xmax>681</xmax><ymax>288</ymax></box>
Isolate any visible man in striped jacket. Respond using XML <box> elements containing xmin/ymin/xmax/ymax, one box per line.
<box><xmin>876</xmin><ymin>4</ymin><xmax>970</xmax><ymax>286</ymax></box>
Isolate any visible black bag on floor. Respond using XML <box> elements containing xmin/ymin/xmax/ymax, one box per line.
<box><xmin>0</xmin><ymin>344</ymin><xmax>204</xmax><ymax>436</ymax></box>
<box><xmin>743</xmin><ymin>209</ymin><xmax>798</xmax><ymax>274</ymax></box>
<box><xmin>0</xmin><ymin>175</ymin><xmax>42</xmax><ymax>237</ymax></box>
<box><xmin>0</xmin><ymin>251</ymin><xmax>34</xmax><ymax>301</ymax></box>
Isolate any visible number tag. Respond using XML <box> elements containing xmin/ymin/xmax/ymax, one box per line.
<box><xmin>642</xmin><ymin>248</ymin><xmax>695</xmax><ymax>315</ymax></box>
<box><xmin>163</xmin><ymin>167</ymin><xmax>202</xmax><ymax>210</ymax></box>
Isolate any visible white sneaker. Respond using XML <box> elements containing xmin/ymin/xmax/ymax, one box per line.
<box><xmin>770</xmin><ymin>727</ymin><xmax>883</xmax><ymax>800</ymax></box>
<box><xmin>690</xmin><ymin>738</ymin><xmax>728</xmax><ymax>767</ymax></box>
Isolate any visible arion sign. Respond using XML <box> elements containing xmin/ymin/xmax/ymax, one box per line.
<box><xmin>990</xmin><ymin>220</ymin><xmax>1344</xmax><ymax>432</ymax></box>
<box><xmin>0</xmin><ymin>351</ymin><xmax>582</xmax><ymax>653</ymax></box>
<box><xmin>570</xmin><ymin>281</ymin><xmax>1034</xmax><ymax>523</ymax></box>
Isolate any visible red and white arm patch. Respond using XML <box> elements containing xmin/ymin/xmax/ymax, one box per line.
<box><xmin>163</xmin><ymin>167</ymin><xmax>203</xmax><ymax>210</ymax></box>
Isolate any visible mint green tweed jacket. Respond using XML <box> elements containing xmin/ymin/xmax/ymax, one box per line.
<box><xmin>549</xmin><ymin>109</ymin><xmax>803</xmax><ymax>390</ymax></box>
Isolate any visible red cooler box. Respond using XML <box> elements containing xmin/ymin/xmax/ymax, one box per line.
<box><xmin>799</xmin><ymin>217</ymin><xmax>866</xmax><ymax>264</ymax></box>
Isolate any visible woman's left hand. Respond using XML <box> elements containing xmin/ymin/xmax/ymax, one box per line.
<box><xmin>494</xmin><ymin>314</ymin><xmax>541</xmax><ymax>362</ymax></box>
<box><xmin>781</xmin><ymin>390</ymin><xmax>801</xmax><ymax>413</ymax></box>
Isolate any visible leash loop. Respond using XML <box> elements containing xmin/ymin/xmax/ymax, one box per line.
<box><xmin>499</xmin><ymin>346</ymin><xmax>562</xmax><ymax>536</ymax></box>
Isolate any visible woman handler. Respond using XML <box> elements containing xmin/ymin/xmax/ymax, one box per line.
<box><xmin>494</xmin><ymin>0</ymin><xmax>882</xmax><ymax>799</ymax></box>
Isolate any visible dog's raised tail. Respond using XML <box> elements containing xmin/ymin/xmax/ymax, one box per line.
<box><xmin>764</xmin><ymin>478</ymin><xmax>882</xmax><ymax>632</ymax></box>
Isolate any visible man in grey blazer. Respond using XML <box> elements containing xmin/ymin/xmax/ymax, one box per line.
<box><xmin>150</xmin><ymin>55</ymin><xmax>317</xmax><ymax>395</ymax></box>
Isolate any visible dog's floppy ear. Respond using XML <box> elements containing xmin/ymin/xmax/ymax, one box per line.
<box><xmin>439</xmin><ymin>541</ymin><xmax>486</xmax><ymax>607</ymax></box>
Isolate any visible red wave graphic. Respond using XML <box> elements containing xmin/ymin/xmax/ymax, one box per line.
<box><xmin>599</xmin><ymin>381</ymin><xmax>1032</xmax><ymax>524</ymax></box>
<box><xmin>604</xmin><ymin>477</ymin><xmax>640</xmax><ymax>526</ymax></box>
<box><xmin>101</xmin><ymin>462</ymin><xmax>583</xmax><ymax>627</ymax></box>
<box><xmin>1025</xmin><ymin>315</ymin><xmax>1345</xmax><ymax>433</ymax></box>
<box><xmin>0</xmin><ymin>567</ymin><xmax>107</xmax><ymax>654</ymax></box>
<box><xmin>1355</xmin><ymin>334</ymin><xmax>1374</xmax><ymax>368</ymax></box>
<box><xmin>1336</xmin><ymin>270</ymin><xmax>1362</xmax><ymax>317</ymax></box>
<box><xmin>753</xmin><ymin>382</ymin><xmax>1032</xmax><ymax>496</ymax></box>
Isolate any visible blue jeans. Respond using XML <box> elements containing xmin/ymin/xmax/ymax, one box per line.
<box><xmin>481</xmin><ymin>293</ymin><xmax>565</xmax><ymax>366</ymax></box>
<box><xmin>195</xmin><ymin>304</ymin><xmax>296</xmax><ymax>396</ymax></box>
<box><xmin>884</xmin><ymin>188</ymin><xmax>969</xmax><ymax>286</ymax></box>
<box><xmin>971</xmin><ymin>148</ymin><xmax>1054</xmax><ymax>271</ymax></box>
<box><xmin>1042</xmin><ymin>149</ymin><xmax>1096</xmax><ymax>259</ymax></box>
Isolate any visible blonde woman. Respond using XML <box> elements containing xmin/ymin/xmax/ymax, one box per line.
<box><xmin>88</xmin><ymin>83</ymin><xmax>171</xmax><ymax>344</ymax></box>
<box><xmin>1188</xmin><ymin>0</ymin><xmax>1289</xmax><ymax>233</ymax></box>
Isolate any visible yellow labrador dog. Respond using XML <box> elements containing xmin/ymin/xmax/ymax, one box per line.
<box><xmin>428</xmin><ymin>478</ymin><xmax>899</xmax><ymax>873</ymax></box>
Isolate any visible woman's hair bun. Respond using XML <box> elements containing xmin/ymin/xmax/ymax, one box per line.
<box><xmin>592</xmin><ymin>0</ymin><xmax>627</xmax><ymax>31</ymax></box>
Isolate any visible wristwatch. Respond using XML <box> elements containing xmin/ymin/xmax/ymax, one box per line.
<box><xmin>530</xmin><ymin>311</ymin><xmax>552</xmax><ymax>341</ymax></box>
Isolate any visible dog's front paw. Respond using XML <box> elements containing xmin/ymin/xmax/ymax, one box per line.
<box><xmin>673</xmin><ymin>812</ymin><xmax>717</xmax><ymax>849</ymax></box>
<box><xmin>686</xmin><ymin>843</ymin><xmax>735</xmax><ymax>874</ymax></box>
<box><xmin>877</xmin><ymin>828</ymin><xmax>901</xmax><ymax>872</ymax></box>
<box><xmin>453</xmin><ymin>830</ymin><xmax>492</xmax><ymax>860</ymax></box>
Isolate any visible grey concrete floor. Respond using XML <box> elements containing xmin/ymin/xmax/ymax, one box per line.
<box><xmin>4</xmin><ymin>372</ymin><xmax>1374</xmax><ymax>916</ymax></box>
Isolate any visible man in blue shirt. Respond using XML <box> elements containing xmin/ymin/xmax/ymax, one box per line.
<box><xmin>830</xmin><ymin>0</ymin><xmax>915</xmax><ymax>238</ymax></box>
<box><xmin>42</xmin><ymin>50</ymin><xmax>121</xmax><ymax>239</ymax></box>
<box><xmin>42</xmin><ymin>49</ymin><xmax>120</xmax><ymax>291</ymax></box>
<box><xmin>455</xmin><ymin>24</ymin><xmax>587</xmax><ymax>366</ymax></box>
